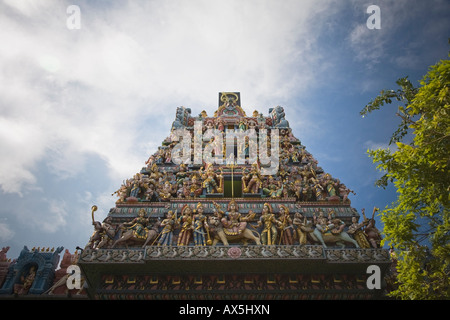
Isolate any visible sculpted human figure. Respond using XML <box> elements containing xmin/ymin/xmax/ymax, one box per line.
<box><xmin>323</xmin><ymin>174</ymin><xmax>338</xmax><ymax>198</ymax></box>
<box><xmin>14</xmin><ymin>266</ymin><xmax>36</xmax><ymax>295</ymax></box>
<box><xmin>129</xmin><ymin>173</ymin><xmax>146</xmax><ymax>199</ymax></box>
<box><xmin>292</xmin><ymin>179</ymin><xmax>303</xmax><ymax>201</ymax></box>
<box><xmin>112</xmin><ymin>184</ymin><xmax>128</xmax><ymax>203</ymax></box>
<box><xmin>242</xmin><ymin>163</ymin><xmax>262</xmax><ymax>194</ymax></box>
<box><xmin>177</xmin><ymin>205</ymin><xmax>194</xmax><ymax>246</ymax></box>
<box><xmin>310</xmin><ymin>178</ymin><xmax>325</xmax><ymax>201</ymax></box>
<box><xmin>222</xmin><ymin>200</ymin><xmax>251</xmax><ymax>236</ymax></box>
<box><xmin>94</xmin><ymin>217</ymin><xmax>116</xmax><ymax>249</ymax></box>
<box><xmin>263</xmin><ymin>176</ymin><xmax>283</xmax><ymax>199</ymax></box>
<box><xmin>112</xmin><ymin>209</ymin><xmax>159</xmax><ymax>248</ymax></box>
<box><xmin>257</xmin><ymin>203</ymin><xmax>278</xmax><ymax>245</ymax></box>
<box><xmin>158</xmin><ymin>210</ymin><xmax>176</xmax><ymax>246</ymax></box>
<box><xmin>347</xmin><ymin>215</ymin><xmax>371</xmax><ymax>248</ymax></box>
<box><xmin>209</xmin><ymin>201</ymin><xmax>260</xmax><ymax>246</ymax></box>
<box><xmin>123</xmin><ymin>209</ymin><xmax>150</xmax><ymax>240</ymax></box>
<box><xmin>277</xmin><ymin>205</ymin><xmax>294</xmax><ymax>245</ymax></box>
<box><xmin>176</xmin><ymin>164</ymin><xmax>188</xmax><ymax>186</ymax></box>
<box><xmin>327</xmin><ymin>210</ymin><xmax>346</xmax><ymax>235</ymax></box>
<box><xmin>338</xmin><ymin>180</ymin><xmax>356</xmax><ymax>203</ymax></box>
<box><xmin>200</xmin><ymin>165</ymin><xmax>223</xmax><ymax>194</ymax></box>
<box><xmin>310</xmin><ymin>211</ymin><xmax>360</xmax><ymax>248</ymax></box>
<box><xmin>293</xmin><ymin>212</ymin><xmax>312</xmax><ymax>245</ymax></box>
<box><xmin>363</xmin><ymin>207</ymin><xmax>383</xmax><ymax>248</ymax></box>
<box><xmin>88</xmin><ymin>206</ymin><xmax>116</xmax><ymax>249</ymax></box>
<box><xmin>0</xmin><ymin>246</ymin><xmax>9</xmax><ymax>262</ymax></box>
<box><xmin>193</xmin><ymin>203</ymin><xmax>210</xmax><ymax>246</ymax></box>
<box><xmin>189</xmin><ymin>174</ymin><xmax>203</xmax><ymax>197</ymax></box>
<box><xmin>160</xmin><ymin>180</ymin><xmax>175</xmax><ymax>201</ymax></box>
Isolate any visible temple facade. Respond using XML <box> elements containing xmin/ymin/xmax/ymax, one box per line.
<box><xmin>0</xmin><ymin>92</ymin><xmax>392</xmax><ymax>300</ymax></box>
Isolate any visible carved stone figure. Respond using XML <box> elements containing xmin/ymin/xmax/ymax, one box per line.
<box><xmin>177</xmin><ymin>205</ymin><xmax>194</xmax><ymax>246</ymax></box>
<box><xmin>347</xmin><ymin>215</ymin><xmax>371</xmax><ymax>248</ymax></box>
<box><xmin>362</xmin><ymin>207</ymin><xmax>383</xmax><ymax>248</ymax></box>
<box><xmin>158</xmin><ymin>210</ymin><xmax>176</xmax><ymax>246</ymax></box>
<box><xmin>309</xmin><ymin>215</ymin><xmax>359</xmax><ymax>248</ymax></box>
<box><xmin>242</xmin><ymin>163</ymin><xmax>262</xmax><ymax>194</ymax></box>
<box><xmin>14</xmin><ymin>265</ymin><xmax>36</xmax><ymax>295</ymax></box>
<box><xmin>209</xmin><ymin>201</ymin><xmax>260</xmax><ymax>246</ymax></box>
<box><xmin>257</xmin><ymin>203</ymin><xmax>278</xmax><ymax>245</ymax></box>
<box><xmin>193</xmin><ymin>203</ymin><xmax>210</xmax><ymax>246</ymax></box>
<box><xmin>270</xmin><ymin>106</ymin><xmax>290</xmax><ymax>128</ymax></box>
<box><xmin>112</xmin><ymin>209</ymin><xmax>159</xmax><ymax>248</ymax></box>
<box><xmin>277</xmin><ymin>205</ymin><xmax>294</xmax><ymax>245</ymax></box>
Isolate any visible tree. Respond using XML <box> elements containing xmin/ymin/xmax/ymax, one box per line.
<box><xmin>361</xmin><ymin>55</ymin><xmax>450</xmax><ymax>299</ymax></box>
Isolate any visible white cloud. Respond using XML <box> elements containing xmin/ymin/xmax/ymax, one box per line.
<box><xmin>348</xmin><ymin>0</ymin><xmax>450</xmax><ymax>69</ymax></box>
<box><xmin>0</xmin><ymin>223</ymin><xmax>15</xmax><ymax>242</ymax></box>
<box><xmin>0</xmin><ymin>0</ymin><xmax>340</xmax><ymax>195</ymax></box>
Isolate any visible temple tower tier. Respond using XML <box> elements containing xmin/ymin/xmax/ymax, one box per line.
<box><xmin>79</xmin><ymin>92</ymin><xmax>390</xmax><ymax>300</ymax></box>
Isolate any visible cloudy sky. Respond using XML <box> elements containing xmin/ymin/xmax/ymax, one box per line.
<box><xmin>0</xmin><ymin>0</ymin><xmax>449</xmax><ymax>259</ymax></box>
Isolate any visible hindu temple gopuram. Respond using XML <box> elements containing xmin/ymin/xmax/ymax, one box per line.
<box><xmin>0</xmin><ymin>92</ymin><xmax>393</xmax><ymax>300</ymax></box>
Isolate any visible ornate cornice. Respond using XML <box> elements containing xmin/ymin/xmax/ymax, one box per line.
<box><xmin>79</xmin><ymin>245</ymin><xmax>390</xmax><ymax>264</ymax></box>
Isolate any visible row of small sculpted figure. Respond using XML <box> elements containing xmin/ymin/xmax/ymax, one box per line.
<box><xmin>112</xmin><ymin>161</ymin><xmax>355</xmax><ymax>204</ymax></box>
<box><xmin>89</xmin><ymin>202</ymin><xmax>381</xmax><ymax>250</ymax></box>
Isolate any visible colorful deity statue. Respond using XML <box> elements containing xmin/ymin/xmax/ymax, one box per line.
<box><xmin>323</xmin><ymin>174</ymin><xmax>338</xmax><ymax>198</ymax></box>
<box><xmin>362</xmin><ymin>207</ymin><xmax>383</xmax><ymax>248</ymax></box>
<box><xmin>209</xmin><ymin>200</ymin><xmax>260</xmax><ymax>246</ymax></box>
<box><xmin>257</xmin><ymin>203</ymin><xmax>278</xmax><ymax>245</ymax></box>
<box><xmin>112</xmin><ymin>209</ymin><xmax>159</xmax><ymax>248</ymax></box>
<box><xmin>347</xmin><ymin>215</ymin><xmax>371</xmax><ymax>248</ymax></box>
<box><xmin>177</xmin><ymin>205</ymin><xmax>193</xmax><ymax>246</ymax></box>
<box><xmin>176</xmin><ymin>164</ymin><xmax>188</xmax><ymax>186</ymax></box>
<box><xmin>160</xmin><ymin>180</ymin><xmax>175</xmax><ymax>201</ymax></box>
<box><xmin>200</xmin><ymin>164</ymin><xmax>223</xmax><ymax>194</ymax></box>
<box><xmin>277</xmin><ymin>205</ymin><xmax>294</xmax><ymax>245</ymax></box>
<box><xmin>193</xmin><ymin>203</ymin><xmax>210</xmax><ymax>246</ymax></box>
<box><xmin>158</xmin><ymin>210</ymin><xmax>176</xmax><ymax>246</ymax></box>
<box><xmin>14</xmin><ymin>265</ymin><xmax>36</xmax><ymax>295</ymax></box>
<box><xmin>293</xmin><ymin>212</ymin><xmax>312</xmax><ymax>245</ymax></box>
<box><xmin>112</xmin><ymin>183</ymin><xmax>128</xmax><ymax>203</ymax></box>
<box><xmin>189</xmin><ymin>173</ymin><xmax>203</xmax><ymax>197</ymax></box>
<box><xmin>124</xmin><ymin>209</ymin><xmax>150</xmax><ymax>240</ymax></box>
<box><xmin>262</xmin><ymin>176</ymin><xmax>283</xmax><ymax>198</ymax></box>
<box><xmin>222</xmin><ymin>200</ymin><xmax>251</xmax><ymax>236</ymax></box>
<box><xmin>310</xmin><ymin>178</ymin><xmax>325</xmax><ymax>201</ymax></box>
<box><xmin>242</xmin><ymin>163</ymin><xmax>262</xmax><ymax>194</ymax></box>
<box><xmin>129</xmin><ymin>173</ymin><xmax>144</xmax><ymax>199</ymax></box>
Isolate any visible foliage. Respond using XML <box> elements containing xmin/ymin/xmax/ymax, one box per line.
<box><xmin>361</xmin><ymin>55</ymin><xmax>450</xmax><ymax>299</ymax></box>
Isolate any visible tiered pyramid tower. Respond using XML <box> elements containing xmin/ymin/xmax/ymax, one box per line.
<box><xmin>78</xmin><ymin>92</ymin><xmax>391</xmax><ymax>300</ymax></box>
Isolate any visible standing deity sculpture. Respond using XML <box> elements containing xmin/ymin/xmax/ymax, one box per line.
<box><xmin>193</xmin><ymin>203</ymin><xmax>210</xmax><ymax>246</ymax></box>
<box><xmin>242</xmin><ymin>163</ymin><xmax>262</xmax><ymax>194</ymax></box>
<box><xmin>277</xmin><ymin>205</ymin><xmax>294</xmax><ymax>245</ymax></box>
<box><xmin>347</xmin><ymin>215</ymin><xmax>371</xmax><ymax>248</ymax></box>
<box><xmin>293</xmin><ymin>212</ymin><xmax>312</xmax><ymax>245</ymax></box>
<box><xmin>177</xmin><ymin>205</ymin><xmax>194</xmax><ymax>246</ymax></box>
<box><xmin>362</xmin><ymin>207</ymin><xmax>383</xmax><ymax>248</ymax></box>
<box><xmin>257</xmin><ymin>203</ymin><xmax>278</xmax><ymax>245</ymax></box>
<box><xmin>199</xmin><ymin>164</ymin><xmax>223</xmax><ymax>194</ymax></box>
<box><xmin>158</xmin><ymin>210</ymin><xmax>176</xmax><ymax>246</ymax></box>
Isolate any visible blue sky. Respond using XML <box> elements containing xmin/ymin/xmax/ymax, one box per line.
<box><xmin>0</xmin><ymin>0</ymin><xmax>449</xmax><ymax>259</ymax></box>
